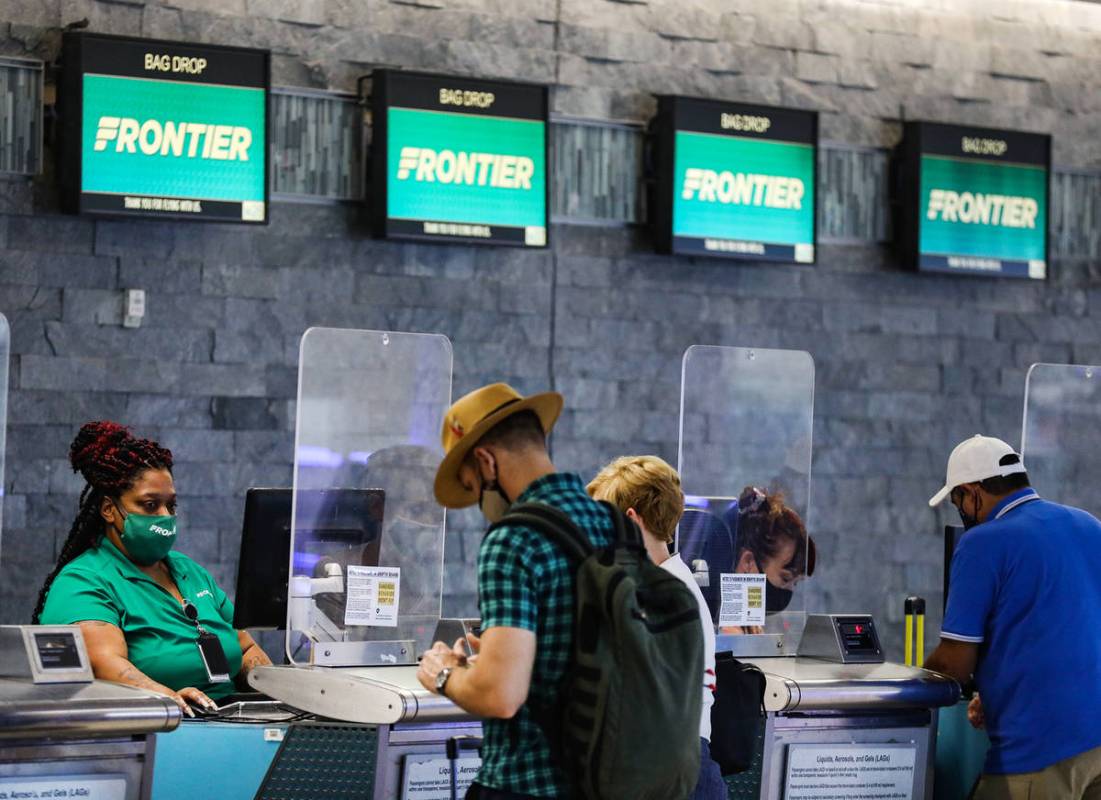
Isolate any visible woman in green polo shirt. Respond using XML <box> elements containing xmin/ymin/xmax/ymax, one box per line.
<box><xmin>33</xmin><ymin>421</ymin><xmax>271</xmax><ymax>716</ymax></box>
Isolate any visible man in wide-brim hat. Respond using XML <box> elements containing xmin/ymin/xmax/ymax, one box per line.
<box><xmin>416</xmin><ymin>382</ymin><xmax>615</xmax><ymax>799</ymax></box>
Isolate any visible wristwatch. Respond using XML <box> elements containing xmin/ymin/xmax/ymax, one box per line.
<box><xmin>435</xmin><ymin>666</ymin><xmax>453</xmax><ymax>696</ymax></box>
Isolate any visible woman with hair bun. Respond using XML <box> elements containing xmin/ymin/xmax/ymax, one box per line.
<box><xmin>34</xmin><ymin>421</ymin><xmax>271</xmax><ymax>715</ymax></box>
<box><xmin>721</xmin><ymin>486</ymin><xmax>816</xmax><ymax>634</ymax></box>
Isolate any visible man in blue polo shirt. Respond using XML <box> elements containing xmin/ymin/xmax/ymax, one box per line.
<box><xmin>925</xmin><ymin>434</ymin><xmax>1101</xmax><ymax>799</ymax></box>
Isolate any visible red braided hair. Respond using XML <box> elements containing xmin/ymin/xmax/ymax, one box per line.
<box><xmin>32</xmin><ymin>422</ymin><xmax>173</xmax><ymax>623</ymax></box>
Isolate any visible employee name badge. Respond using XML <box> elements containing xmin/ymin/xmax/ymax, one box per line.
<box><xmin>718</xmin><ymin>573</ymin><xmax>766</xmax><ymax>628</ymax></box>
<box><xmin>196</xmin><ymin>631</ymin><xmax>231</xmax><ymax>683</ymax></box>
<box><xmin>345</xmin><ymin>566</ymin><xmax>401</xmax><ymax>627</ymax></box>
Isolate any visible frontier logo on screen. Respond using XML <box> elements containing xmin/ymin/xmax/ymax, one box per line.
<box><xmin>62</xmin><ymin>33</ymin><xmax>269</xmax><ymax>224</ymax></box>
<box><xmin>394</xmin><ymin>147</ymin><xmax>535</xmax><ymax>189</ymax></box>
<box><xmin>652</xmin><ymin>96</ymin><xmax>817</xmax><ymax>263</ymax></box>
<box><xmin>680</xmin><ymin>169</ymin><xmax>806</xmax><ymax>210</ymax></box>
<box><xmin>373</xmin><ymin>69</ymin><xmax>549</xmax><ymax>248</ymax></box>
<box><xmin>903</xmin><ymin>121</ymin><xmax>1050</xmax><ymax>280</ymax></box>
<box><xmin>93</xmin><ymin>117</ymin><xmax>253</xmax><ymax>161</ymax></box>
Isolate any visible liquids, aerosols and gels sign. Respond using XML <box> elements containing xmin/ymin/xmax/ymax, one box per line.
<box><xmin>370</xmin><ymin>69</ymin><xmax>549</xmax><ymax>248</ymax></box>
<box><xmin>650</xmin><ymin>96</ymin><xmax>818</xmax><ymax>263</ymax></box>
<box><xmin>898</xmin><ymin>121</ymin><xmax>1050</xmax><ymax>280</ymax></box>
<box><xmin>60</xmin><ymin>32</ymin><xmax>269</xmax><ymax>224</ymax></box>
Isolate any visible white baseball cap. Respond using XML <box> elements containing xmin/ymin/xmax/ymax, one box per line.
<box><xmin>928</xmin><ymin>435</ymin><xmax>1027</xmax><ymax>507</ymax></box>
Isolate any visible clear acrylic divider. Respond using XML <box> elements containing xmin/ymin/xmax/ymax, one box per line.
<box><xmin>286</xmin><ymin>328</ymin><xmax>452</xmax><ymax>666</ymax></box>
<box><xmin>1021</xmin><ymin>363</ymin><xmax>1101</xmax><ymax>518</ymax></box>
<box><xmin>677</xmin><ymin>345</ymin><xmax>814</xmax><ymax>657</ymax></box>
<box><xmin>0</xmin><ymin>315</ymin><xmax>8</xmax><ymax>560</ymax></box>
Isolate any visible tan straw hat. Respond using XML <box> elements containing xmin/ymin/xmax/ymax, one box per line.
<box><xmin>433</xmin><ymin>382</ymin><xmax>563</xmax><ymax>509</ymax></box>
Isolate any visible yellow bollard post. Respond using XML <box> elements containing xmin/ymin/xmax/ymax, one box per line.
<box><xmin>904</xmin><ymin>612</ymin><xmax>914</xmax><ymax>667</ymax></box>
<box><xmin>916</xmin><ymin>602</ymin><xmax>926</xmax><ymax>663</ymax></box>
<box><xmin>904</xmin><ymin>596</ymin><xmax>925</xmax><ymax>666</ymax></box>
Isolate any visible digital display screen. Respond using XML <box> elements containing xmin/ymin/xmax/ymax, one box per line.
<box><xmin>371</xmin><ymin>69</ymin><xmax>549</xmax><ymax>248</ymax></box>
<box><xmin>899</xmin><ymin>121</ymin><xmax>1049</xmax><ymax>279</ymax></box>
<box><xmin>836</xmin><ymin>617</ymin><xmax>879</xmax><ymax>654</ymax></box>
<box><xmin>34</xmin><ymin>633</ymin><xmax>82</xmax><ymax>669</ymax></box>
<box><xmin>651</xmin><ymin>95</ymin><xmax>817</xmax><ymax>263</ymax></box>
<box><xmin>61</xmin><ymin>32</ymin><xmax>269</xmax><ymax>224</ymax></box>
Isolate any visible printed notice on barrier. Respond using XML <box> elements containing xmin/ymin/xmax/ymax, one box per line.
<box><xmin>0</xmin><ymin>774</ymin><xmax>127</xmax><ymax>799</ymax></box>
<box><xmin>718</xmin><ymin>573</ymin><xmax>766</xmax><ymax>627</ymax></box>
<box><xmin>784</xmin><ymin>744</ymin><xmax>917</xmax><ymax>800</ymax></box>
<box><xmin>344</xmin><ymin>566</ymin><xmax>400</xmax><ymax>627</ymax></box>
<box><xmin>401</xmin><ymin>755</ymin><xmax>481</xmax><ymax>799</ymax></box>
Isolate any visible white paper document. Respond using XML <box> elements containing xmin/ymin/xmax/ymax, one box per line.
<box><xmin>785</xmin><ymin>744</ymin><xmax>917</xmax><ymax>800</ymax></box>
<box><xmin>718</xmin><ymin>573</ymin><xmax>766</xmax><ymax>627</ymax></box>
<box><xmin>0</xmin><ymin>775</ymin><xmax>128</xmax><ymax>800</ymax></box>
<box><xmin>344</xmin><ymin>565</ymin><xmax>401</xmax><ymax>627</ymax></box>
<box><xmin>401</xmin><ymin>755</ymin><xmax>481</xmax><ymax>799</ymax></box>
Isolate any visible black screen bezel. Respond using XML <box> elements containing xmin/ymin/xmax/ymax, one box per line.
<box><xmin>60</xmin><ymin>31</ymin><xmax>271</xmax><ymax>225</ymax></box>
<box><xmin>368</xmin><ymin>68</ymin><xmax>551</xmax><ymax>249</ymax></box>
<box><xmin>895</xmin><ymin>120</ymin><xmax>1051</xmax><ymax>280</ymax></box>
<box><xmin>649</xmin><ymin>94</ymin><xmax>819</xmax><ymax>264</ymax></box>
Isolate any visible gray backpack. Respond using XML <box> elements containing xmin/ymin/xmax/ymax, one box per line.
<box><xmin>493</xmin><ymin>501</ymin><xmax>704</xmax><ymax>800</ymax></box>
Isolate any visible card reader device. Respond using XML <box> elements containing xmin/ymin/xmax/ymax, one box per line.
<box><xmin>0</xmin><ymin>625</ymin><xmax>95</xmax><ymax>684</ymax></box>
<box><xmin>797</xmin><ymin>613</ymin><xmax>884</xmax><ymax>664</ymax></box>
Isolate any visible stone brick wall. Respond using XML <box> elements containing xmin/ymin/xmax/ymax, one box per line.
<box><xmin>3</xmin><ymin>0</ymin><xmax>1101</xmax><ymax>661</ymax></box>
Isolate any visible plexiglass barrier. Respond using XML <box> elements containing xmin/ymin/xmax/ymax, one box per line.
<box><xmin>1022</xmin><ymin>363</ymin><xmax>1101</xmax><ymax>518</ymax></box>
<box><xmin>0</xmin><ymin>315</ymin><xmax>8</xmax><ymax>558</ymax></box>
<box><xmin>677</xmin><ymin>346</ymin><xmax>814</xmax><ymax>656</ymax></box>
<box><xmin>286</xmin><ymin>329</ymin><xmax>452</xmax><ymax>666</ymax></box>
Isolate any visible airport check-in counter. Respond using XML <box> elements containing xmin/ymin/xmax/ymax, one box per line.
<box><xmin>250</xmin><ymin>662</ymin><xmax>482</xmax><ymax>799</ymax></box>
<box><xmin>248</xmin><ymin>335</ymin><xmax>960</xmax><ymax>798</ymax></box>
<box><xmin>250</xmin><ymin>616</ymin><xmax>960</xmax><ymax>800</ymax></box>
<box><xmin>0</xmin><ymin>625</ymin><xmax>181</xmax><ymax>800</ymax></box>
<box><xmin>744</xmin><ymin>650</ymin><xmax>960</xmax><ymax>800</ymax></box>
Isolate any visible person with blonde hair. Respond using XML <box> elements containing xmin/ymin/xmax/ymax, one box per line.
<box><xmin>588</xmin><ymin>455</ymin><xmax>725</xmax><ymax>800</ymax></box>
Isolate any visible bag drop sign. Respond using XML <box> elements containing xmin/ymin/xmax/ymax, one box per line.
<box><xmin>62</xmin><ymin>32</ymin><xmax>269</xmax><ymax>224</ymax></box>
<box><xmin>900</xmin><ymin>120</ymin><xmax>1049</xmax><ymax>279</ymax></box>
<box><xmin>651</xmin><ymin>95</ymin><xmax>817</xmax><ymax>263</ymax></box>
<box><xmin>784</xmin><ymin>744</ymin><xmax>917</xmax><ymax>800</ymax></box>
<box><xmin>372</xmin><ymin>69</ymin><xmax>549</xmax><ymax>248</ymax></box>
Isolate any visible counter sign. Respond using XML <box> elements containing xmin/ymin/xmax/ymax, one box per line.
<box><xmin>60</xmin><ymin>32</ymin><xmax>269</xmax><ymax>224</ymax></box>
<box><xmin>371</xmin><ymin>69</ymin><xmax>549</xmax><ymax>248</ymax></box>
<box><xmin>898</xmin><ymin>121</ymin><xmax>1050</xmax><ymax>279</ymax></box>
<box><xmin>650</xmin><ymin>96</ymin><xmax>817</xmax><ymax>263</ymax></box>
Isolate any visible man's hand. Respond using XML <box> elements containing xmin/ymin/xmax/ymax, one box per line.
<box><xmin>417</xmin><ymin>641</ymin><xmax>465</xmax><ymax>694</ymax></box>
<box><xmin>453</xmin><ymin>634</ymin><xmax>480</xmax><ymax>664</ymax></box>
<box><xmin>967</xmin><ymin>694</ymin><xmax>985</xmax><ymax>729</ymax></box>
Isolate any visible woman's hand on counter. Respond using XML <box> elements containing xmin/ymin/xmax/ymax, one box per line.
<box><xmin>174</xmin><ymin>687</ymin><xmax>216</xmax><ymax>717</ymax></box>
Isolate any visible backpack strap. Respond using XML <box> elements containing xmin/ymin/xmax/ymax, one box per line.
<box><xmin>490</xmin><ymin>501</ymin><xmax>594</xmax><ymax>564</ymax></box>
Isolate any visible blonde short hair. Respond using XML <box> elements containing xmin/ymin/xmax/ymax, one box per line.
<box><xmin>587</xmin><ymin>455</ymin><xmax>684</xmax><ymax>543</ymax></box>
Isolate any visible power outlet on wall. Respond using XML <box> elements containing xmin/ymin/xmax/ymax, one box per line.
<box><xmin>122</xmin><ymin>289</ymin><xmax>146</xmax><ymax>329</ymax></box>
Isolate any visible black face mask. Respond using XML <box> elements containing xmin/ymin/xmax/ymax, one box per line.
<box><xmin>755</xmin><ymin>555</ymin><xmax>795</xmax><ymax>613</ymax></box>
<box><xmin>954</xmin><ymin>488</ymin><xmax>981</xmax><ymax>531</ymax></box>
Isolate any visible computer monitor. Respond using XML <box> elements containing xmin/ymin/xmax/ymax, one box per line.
<box><xmin>232</xmin><ymin>488</ymin><xmax>386</xmax><ymax>630</ymax></box>
<box><xmin>943</xmin><ymin>524</ymin><xmax>964</xmax><ymax>615</ymax></box>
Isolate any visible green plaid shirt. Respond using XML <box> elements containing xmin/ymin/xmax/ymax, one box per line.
<box><xmin>475</xmin><ymin>472</ymin><xmax>615</xmax><ymax>797</ymax></box>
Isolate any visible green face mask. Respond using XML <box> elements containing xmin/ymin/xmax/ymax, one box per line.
<box><xmin>113</xmin><ymin>502</ymin><xmax>177</xmax><ymax>566</ymax></box>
